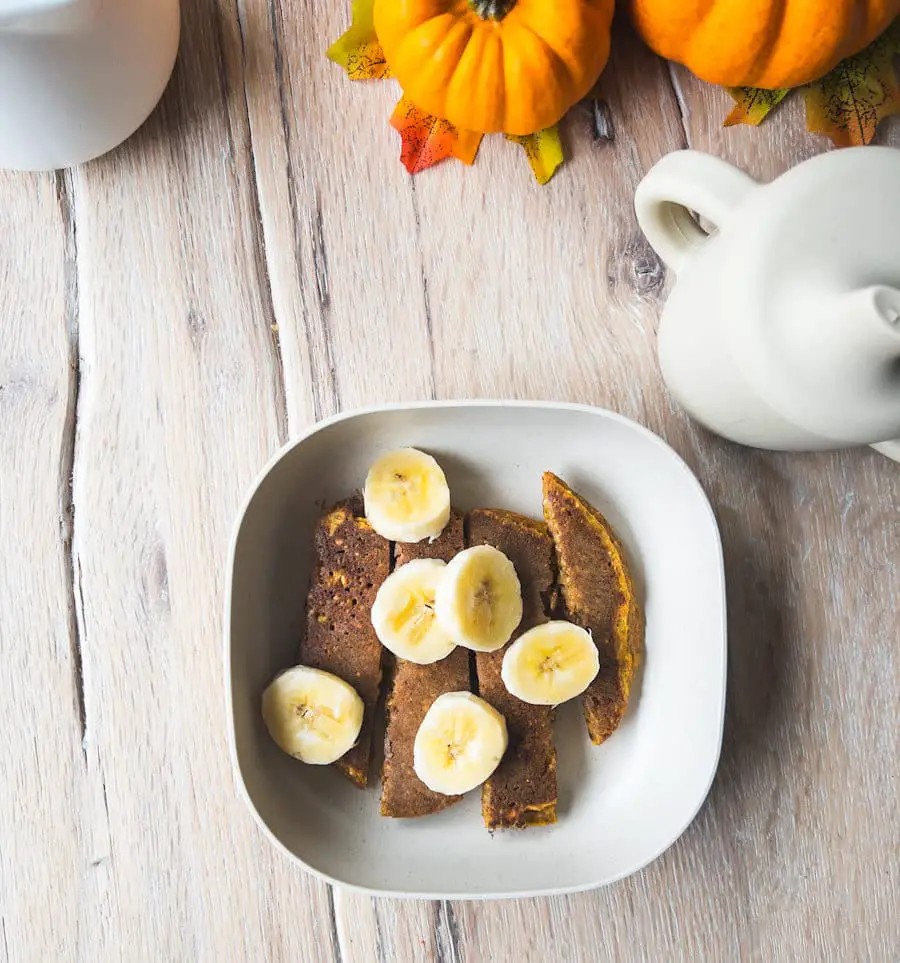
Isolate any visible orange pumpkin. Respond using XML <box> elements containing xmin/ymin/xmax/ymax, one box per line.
<box><xmin>630</xmin><ymin>0</ymin><xmax>900</xmax><ymax>89</ymax></box>
<box><xmin>373</xmin><ymin>0</ymin><xmax>615</xmax><ymax>136</ymax></box>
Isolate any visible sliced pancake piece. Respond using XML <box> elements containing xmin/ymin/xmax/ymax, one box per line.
<box><xmin>468</xmin><ymin>509</ymin><xmax>558</xmax><ymax>830</ymax></box>
<box><xmin>541</xmin><ymin>472</ymin><xmax>643</xmax><ymax>745</ymax></box>
<box><xmin>300</xmin><ymin>499</ymin><xmax>390</xmax><ymax>788</ymax></box>
<box><xmin>381</xmin><ymin>513</ymin><xmax>470</xmax><ymax>818</ymax></box>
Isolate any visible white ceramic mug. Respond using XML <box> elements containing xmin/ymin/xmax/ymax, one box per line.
<box><xmin>0</xmin><ymin>0</ymin><xmax>180</xmax><ymax>171</ymax></box>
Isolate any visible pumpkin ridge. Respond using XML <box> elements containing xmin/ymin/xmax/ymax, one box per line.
<box><xmin>507</xmin><ymin>15</ymin><xmax>577</xmax><ymax>88</ymax></box>
<box><xmin>446</xmin><ymin>25</ymin><xmax>506</xmax><ymax>131</ymax></box>
<box><xmin>400</xmin><ymin>14</ymin><xmax>476</xmax><ymax>117</ymax></box>
<box><xmin>631</xmin><ymin>0</ymin><xmax>900</xmax><ymax>89</ymax></box>
<box><xmin>501</xmin><ymin>20</ymin><xmax>571</xmax><ymax>131</ymax></box>
<box><xmin>689</xmin><ymin>0</ymin><xmax>720</xmax><ymax>33</ymax></box>
<box><xmin>514</xmin><ymin>0</ymin><xmax>610</xmax><ymax>83</ymax></box>
<box><xmin>483</xmin><ymin>30</ymin><xmax>507</xmax><ymax>132</ymax></box>
<box><xmin>747</xmin><ymin>0</ymin><xmax>788</xmax><ymax>86</ymax></box>
<box><xmin>683</xmin><ymin>1</ymin><xmax>770</xmax><ymax>88</ymax></box>
<box><xmin>763</xmin><ymin>4</ymin><xmax>847</xmax><ymax>89</ymax></box>
<box><xmin>840</xmin><ymin>3</ymin><xmax>869</xmax><ymax>58</ymax></box>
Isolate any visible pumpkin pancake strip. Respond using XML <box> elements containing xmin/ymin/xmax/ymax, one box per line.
<box><xmin>541</xmin><ymin>472</ymin><xmax>643</xmax><ymax>745</ymax></box>
<box><xmin>468</xmin><ymin>509</ymin><xmax>558</xmax><ymax>830</ymax></box>
<box><xmin>381</xmin><ymin>513</ymin><xmax>471</xmax><ymax>818</ymax></box>
<box><xmin>300</xmin><ymin>498</ymin><xmax>390</xmax><ymax>788</ymax></box>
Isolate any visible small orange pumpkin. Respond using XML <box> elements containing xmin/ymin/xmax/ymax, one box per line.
<box><xmin>630</xmin><ymin>0</ymin><xmax>900</xmax><ymax>89</ymax></box>
<box><xmin>373</xmin><ymin>0</ymin><xmax>615</xmax><ymax>136</ymax></box>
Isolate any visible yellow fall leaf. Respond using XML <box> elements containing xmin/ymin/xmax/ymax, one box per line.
<box><xmin>506</xmin><ymin>127</ymin><xmax>564</xmax><ymax>185</ymax></box>
<box><xmin>721</xmin><ymin>16</ymin><xmax>900</xmax><ymax>147</ymax></box>
<box><xmin>801</xmin><ymin>18</ymin><xmax>900</xmax><ymax>146</ymax></box>
<box><xmin>724</xmin><ymin>87</ymin><xmax>788</xmax><ymax>126</ymax></box>
<box><xmin>326</xmin><ymin>0</ymin><xmax>391</xmax><ymax>81</ymax></box>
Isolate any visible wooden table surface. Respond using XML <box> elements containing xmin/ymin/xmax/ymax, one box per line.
<box><xmin>2</xmin><ymin>4</ymin><xmax>898</xmax><ymax>961</ymax></box>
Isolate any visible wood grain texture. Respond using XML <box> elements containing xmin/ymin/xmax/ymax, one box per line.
<box><xmin>0</xmin><ymin>171</ymin><xmax>87</xmax><ymax>963</ymax></box>
<box><xmin>0</xmin><ymin>4</ymin><xmax>898</xmax><ymax>962</ymax></box>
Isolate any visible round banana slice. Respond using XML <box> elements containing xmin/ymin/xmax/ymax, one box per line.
<box><xmin>364</xmin><ymin>447</ymin><xmax>451</xmax><ymax>543</ymax></box>
<box><xmin>371</xmin><ymin>558</ymin><xmax>457</xmax><ymax>664</ymax></box>
<box><xmin>413</xmin><ymin>692</ymin><xmax>508</xmax><ymax>795</ymax></box>
<box><xmin>501</xmin><ymin>621</ymin><xmax>600</xmax><ymax>706</ymax></box>
<box><xmin>261</xmin><ymin>665</ymin><xmax>364</xmax><ymax>765</ymax></box>
<box><xmin>434</xmin><ymin>545</ymin><xmax>523</xmax><ymax>652</ymax></box>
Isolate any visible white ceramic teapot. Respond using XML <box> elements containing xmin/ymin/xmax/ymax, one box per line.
<box><xmin>0</xmin><ymin>0</ymin><xmax>180</xmax><ymax>171</ymax></box>
<box><xmin>635</xmin><ymin>148</ymin><xmax>900</xmax><ymax>462</ymax></box>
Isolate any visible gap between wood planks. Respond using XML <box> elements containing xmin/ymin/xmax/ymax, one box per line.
<box><xmin>361</xmin><ymin>898</ymin><xmax>462</xmax><ymax>963</ymax></box>
<box><xmin>325</xmin><ymin>886</ymin><xmax>344</xmax><ymax>963</ymax></box>
<box><xmin>56</xmin><ymin>168</ymin><xmax>85</xmax><ymax>741</ymax></box>
<box><xmin>666</xmin><ymin>62</ymin><xmax>694</xmax><ymax>149</ymax></box>
<box><xmin>406</xmin><ymin>179</ymin><xmax>438</xmax><ymax>402</ymax></box>
<box><xmin>236</xmin><ymin>0</ymin><xmax>341</xmax><ymax>423</ymax></box>
<box><xmin>226</xmin><ymin>0</ymin><xmax>289</xmax><ymax>445</ymax></box>
<box><xmin>55</xmin><ymin>168</ymin><xmax>112</xmax><ymax>866</ymax></box>
<box><xmin>433</xmin><ymin>900</ymin><xmax>463</xmax><ymax>963</ymax></box>
<box><xmin>229</xmin><ymin>7</ymin><xmax>346</xmax><ymax>961</ymax></box>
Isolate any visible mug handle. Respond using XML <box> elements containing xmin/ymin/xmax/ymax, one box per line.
<box><xmin>634</xmin><ymin>151</ymin><xmax>759</xmax><ymax>273</ymax></box>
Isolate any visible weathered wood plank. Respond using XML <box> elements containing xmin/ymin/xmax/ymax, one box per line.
<box><xmin>236</xmin><ymin>0</ymin><xmax>435</xmax><ymax>426</ymax></box>
<box><xmin>0</xmin><ymin>3</ymin><xmax>897</xmax><ymax>960</ymax></box>
<box><xmin>0</xmin><ymin>171</ymin><xmax>88</xmax><ymax>963</ymax></box>
<box><xmin>50</xmin><ymin>1</ymin><xmax>335</xmax><ymax>959</ymax></box>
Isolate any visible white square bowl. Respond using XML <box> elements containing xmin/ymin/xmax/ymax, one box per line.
<box><xmin>226</xmin><ymin>401</ymin><xmax>726</xmax><ymax>898</ymax></box>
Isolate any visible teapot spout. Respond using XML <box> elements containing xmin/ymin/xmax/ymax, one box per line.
<box><xmin>818</xmin><ymin>285</ymin><xmax>900</xmax><ymax>365</ymax></box>
<box><xmin>777</xmin><ymin>285</ymin><xmax>900</xmax><ymax>445</ymax></box>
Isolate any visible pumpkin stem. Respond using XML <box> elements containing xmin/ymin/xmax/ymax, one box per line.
<box><xmin>469</xmin><ymin>0</ymin><xmax>516</xmax><ymax>20</ymax></box>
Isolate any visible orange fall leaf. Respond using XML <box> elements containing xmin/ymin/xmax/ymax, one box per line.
<box><xmin>390</xmin><ymin>98</ymin><xmax>483</xmax><ymax>174</ymax></box>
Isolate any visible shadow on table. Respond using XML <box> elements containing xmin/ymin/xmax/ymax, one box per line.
<box><xmin>702</xmin><ymin>449</ymin><xmax>803</xmax><ymax>820</ymax></box>
<box><xmin>92</xmin><ymin>0</ymin><xmax>279</xmax><ymax>169</ymax></box>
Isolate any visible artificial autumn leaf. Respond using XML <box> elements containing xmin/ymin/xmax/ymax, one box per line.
<box><xmin>506</xmin><ymin>126</ymin><xmax>564</xmax><ymax>185</ymax></box>
<box><xmin>720</xmin><ymin>17</ymin><xmax>900</xmax><ymax>145</ymax></box>
<box><xmin>326</xmin><ymin>0</ymin><xmax>391</xmax><ymax>80</ymax></box>
<box><xmin>390</xmin><ymin>97</ymin><xmax>483</xmax><ymax>174</ymax></box>
<box><xmin>724</xmin><ymin>86</ymin><xmax>789</xmax><ymax>127</ymax></box>
<box><xmin>801</xmin><ymin>17</ymin><xmax>900</xmax><ymax>146</ymax></box>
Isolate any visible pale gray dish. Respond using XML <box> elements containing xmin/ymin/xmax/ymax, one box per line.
<box><xmin>225</xmin><ymin>401</ymin><xmax>726</xmax><ymax>899</ymax></box>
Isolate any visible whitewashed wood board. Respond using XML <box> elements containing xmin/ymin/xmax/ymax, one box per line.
<box><xmin>0</xmin><ymin>4</ymin><xmax>898</xmax><ymax>961</ymax></box>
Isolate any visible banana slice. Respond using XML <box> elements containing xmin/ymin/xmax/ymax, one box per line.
<box><xmin>261</xmin><ymin>666</ymin><xmax>364</xmax><ymax>765</ymax></box>
<box><xmin>434</xmin><ymin>545</ymin><xmax>523</xmax><ymax>652</ymax></box>
<box><xmin>364</xmin><ymin>448</ymin><xmax>451</xmax><ymax>543</ymax></box>
<box><xmin>413</xmin><ymin>692</ymin><xmax>508</xmax><ymax>795</ymax></box>
<box><xmin>501</xmin><ymin>621</ymin><xmax>600</xmax><ymax>706</ymax></box>
<box><xmin>371</xmin><ymin>558</ymin><xmax>457</xmax><ymax>664</ymax></box>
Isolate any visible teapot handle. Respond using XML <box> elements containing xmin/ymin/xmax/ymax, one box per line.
<box><xmin>635</xmin><ymin>151</ymin><xmax>759</xmax><ymax>273</ymax></box>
